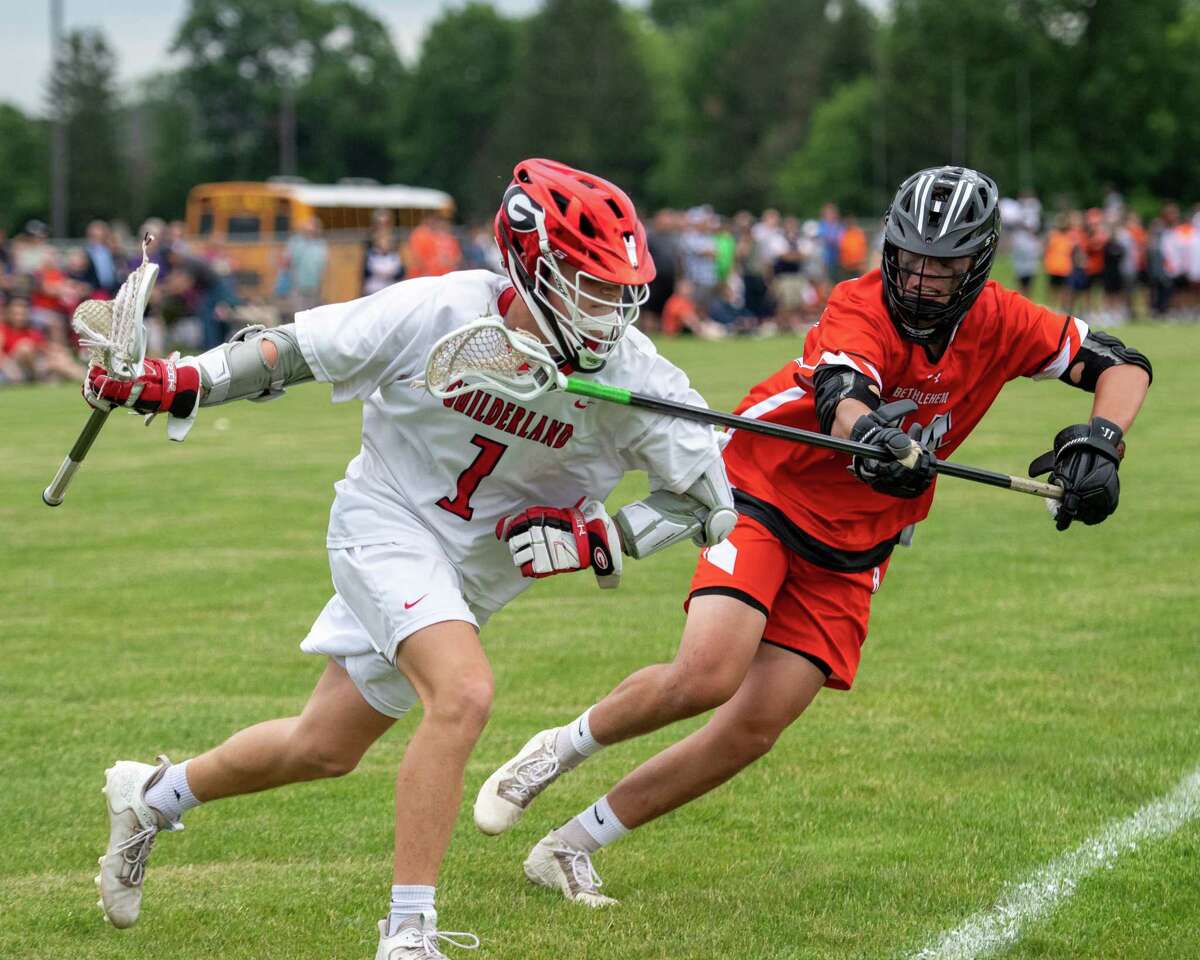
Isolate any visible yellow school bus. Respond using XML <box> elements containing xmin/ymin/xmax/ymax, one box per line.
<box><xmin>185</xmin><ymin>180</ymin><xmax>456</xmax><ymax>303</ymax></box>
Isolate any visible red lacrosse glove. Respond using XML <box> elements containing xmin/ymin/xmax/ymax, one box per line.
<box><xmin>85</xmin><ymin>356</ymin><xmax>201</xmax><ymax>420</ymax></box>
<box><xmin>496</xmin><ymin>498</ymin><xmax>623</xmax><ymax>588</ymax></box>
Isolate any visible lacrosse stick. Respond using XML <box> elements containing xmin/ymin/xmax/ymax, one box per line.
<box><xmin>42</xmin><ymin>236</ymin><xmax>159</xmax><ymax>506</ymax></box>
<box><xmin>421</xmin><ymin>319</ymin><xmax>1065</xmax><ymax>502</ymax></box>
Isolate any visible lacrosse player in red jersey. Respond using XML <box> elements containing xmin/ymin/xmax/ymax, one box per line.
<box><xmin>86</xmin><ymin>159</ymin><xmax>736</xmax><ymax>958</ymax></box>
<box><xmin>476</xmin><ymin>165</ymin><xmax>1153</xmax><ymax>903</ymax></box>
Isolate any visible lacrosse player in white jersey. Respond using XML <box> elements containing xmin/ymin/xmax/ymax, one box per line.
<box><xmin>84</xmin><ymin>158</ymin><xmax>735</xmax><ymax>959</ymax></box>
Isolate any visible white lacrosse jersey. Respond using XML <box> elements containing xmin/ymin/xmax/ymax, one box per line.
<box><xmin>295</xmin><ymin>270</ymin><xmax>721</xmax><ymax>615</ymax></box>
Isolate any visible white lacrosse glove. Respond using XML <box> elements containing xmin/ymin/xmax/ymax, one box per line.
<box><xmin>495</xmin><ymin>497</ymin><xmax>622</xmax><ymax>589</ymax></box>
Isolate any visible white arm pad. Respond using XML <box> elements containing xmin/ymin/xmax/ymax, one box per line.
<box><xmin>193</xmin><ymin>324</ymin><xmax>313</xmax><ymax>406</ymax></box>
<box><xmin>614</xmin><ymin>458</ymin><xmax>737</xmax><ymax>561</ymax></box>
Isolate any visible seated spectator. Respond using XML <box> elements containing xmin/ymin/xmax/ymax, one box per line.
<box><xmin>0</xmin><ymin>296</ymin><xmax>83</xmax><ymax>384</ymax></box>
<box><xmin>660</xmin><ymin>278</ymin><xmax>724</xmax><ymax>339</ymax></box>
<box><xmin>708</xmin><ymin>279</ymin><xmax>756</xmax><ymax>334</ymax></box>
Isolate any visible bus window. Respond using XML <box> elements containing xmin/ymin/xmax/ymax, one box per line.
<box><xmin>273</xmin><ymin>200</ymin><xmax>291</xmax><ymax>237</ymax></box>
<box><xmin>198</xmin><ymin>199</ymin><xmax>215</xmax><ymax>236</ymax></box>
<box><xmin>228</xmin><ymin>215</ymin><xmax>261</xmax><ymax>238</ymax></box>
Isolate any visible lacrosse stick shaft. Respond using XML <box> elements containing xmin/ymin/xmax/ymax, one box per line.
<box><xmin>42</xmin><ymin>407</ymin><xmax>112</xmax><ymax>506</ymax></box>
<box><xmin>561</xmin><ymin>376</ymin><xmax>1064</xmax><ymax>502</ymax></box>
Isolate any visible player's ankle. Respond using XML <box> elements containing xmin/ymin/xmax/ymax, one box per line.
<box><xmin>554</xmin><ymin>706</ymin><xmax>604</xmax><ymax>767</ymax></box>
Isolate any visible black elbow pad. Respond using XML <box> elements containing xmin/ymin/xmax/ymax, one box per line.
<box><xmin>1060</xmin><ymin>331</ymin><xmax>1153</xmax><ymax>392</ymax></box>
<box><xmin>812</xmin><ymin>365</ymin><xmax>881</xmax><ymax>434</ymax></box>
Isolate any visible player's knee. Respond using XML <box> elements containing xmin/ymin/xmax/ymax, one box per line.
<box><xmin>724</xmin><ymin>718</ymin><xmax>784</xmax><ymax>764</ymax></box>
<box><xmin>662</xmin><ymin>663</ymin><xmax>740</xmax><ymax>717</ymax></box>
<box><xmin>424</xmin><ymin>673</ymin><xmax>494</xmax><ymax>737</ymax></box>
<box><xmin>290</xmin><ymin>735</ymin><xmax>361</xmax><ymax>780</ymax></box>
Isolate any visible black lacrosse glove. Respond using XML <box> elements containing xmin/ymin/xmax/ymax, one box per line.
<box><xmin>1028</xmin><ymin>417</ymin><xmax>1123</xmax><ymax>531</ymax></box>
<box><xmin>849</xmin><ymin>399</ymin><xmax>936</xmax><ymax>499</ymax></box>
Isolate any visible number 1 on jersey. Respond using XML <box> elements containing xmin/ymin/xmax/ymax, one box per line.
<box><xmin>436</xmin><ymin>434</ymin><xmax>509</xmax><ymax>520</ymax></box>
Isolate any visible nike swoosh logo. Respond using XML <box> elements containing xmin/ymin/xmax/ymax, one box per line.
<box><xmin>578</xmin><ymin>720</ymin><xmax>585</xmax><ymax>736</ymax></box>
<box><xmin>173</xmin><ymin>789</ymin><xmax>182</xmax><ymax>801</ymax></box>
<box><xmin>574</xmin><ymin>400</ymin><xmax>590</xmax><ymax>409</ymax></box>
<box><xmin>404</xmin><ymin>594</ymin><xmax>429</xmax><ymax>610</ymax></box>
<box><xmin>593</xmin><ymin>804</ymin><xmax>605</xmax><ymax>825</ymax></box>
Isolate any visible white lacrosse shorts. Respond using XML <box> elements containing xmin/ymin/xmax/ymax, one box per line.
<box><xmin>300</xmin><ymin>535</ymin><xmax>488</xmax><ymax>719</ymax></box>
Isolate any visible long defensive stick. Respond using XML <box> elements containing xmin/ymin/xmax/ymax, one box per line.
<box><xmin>422</xmin><ymin>319</ymin><xmax>1064</xmax><ymax>502</ymax></box>
<box><xmin>559</xmin><ymin>376</ymin><xmax>1062</xmax><ymax>500</ymax></box>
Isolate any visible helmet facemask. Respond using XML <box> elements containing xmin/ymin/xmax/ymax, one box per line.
<box><xmin>531</xmin><ymin>254</ymin><xmax>647</xmax><ymax>371</ymax></box>
<box><xmin>881</xmin><ymin>242</ymin><xmax>996</xmax><ymax>343</ymax></box>
<box><xmin>880</xmin><ymin>166</ymin><xmax>1001</xmax><ymax>346</ymax></box>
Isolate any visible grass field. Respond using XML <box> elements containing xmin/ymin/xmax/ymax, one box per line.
<box><xmin>1</xmin><ymin>325</ymin><xmax>1197</xmax><ymax>960</ymax></box>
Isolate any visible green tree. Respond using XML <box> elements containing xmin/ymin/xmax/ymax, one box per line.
<box><xmin>49</xmin><ymin>29</ymin><xmax>128</xmax><ymax>234</ymax></box>
<box><xmin>392</xmin><ymin>3</ymin><xmax>518</xmax><ymax>220</ymax></box>
<box><xmin>673</xmin><ymin>0</ymin><xmax>876</xmax><ymax>212</ymax></box>
<box><xmin>172</xmin><ymin>0</ymin><xmax>405</xmax><ymax>183</ymax></box>
<box><xmin>127</xmin><ymin>73</ymin><xmax>214</xmax><ymax>223</ymax></box>
<box><xmin>0</xmin><ymin>105</ymin><xmax>49</xmax><ymax>234</ymax></box>
<box><xmin>774</xmin><ymin>77</ymin><xmax>878</xmax><ymax>216</ymax></box>
<box><xmin>492</xmin><ymin>0</ymin><xmax>661</xmax><ymax>206</ymax></box>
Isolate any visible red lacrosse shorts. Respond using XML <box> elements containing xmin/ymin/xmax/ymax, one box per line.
<box><xmin>685</xmin><ymin>514</ymin><xmax>889</xmax><ymax>690</ymax></box>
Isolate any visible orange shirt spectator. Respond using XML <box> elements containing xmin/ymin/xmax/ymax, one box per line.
<box><xmin>406</xmin><ymin>216</ymin><xmax>462</xmax><ymax>278</ymax></box>
<box><xmin>661</xmin><ymin>285</ymin><xmax>700</xmax><ymax>336</ymax></box>
<box><xmin>1043</xmin><ymin>228</ymin><xmax>1075</xmax><ymax>278</ymax></box>
<box><xmin>837</xmin><ymin>219</ymin><xmax>868</xmax><ymax>277</ymax></box>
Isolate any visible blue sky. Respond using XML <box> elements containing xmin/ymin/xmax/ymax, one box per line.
<box><xmin>0</xmin><ymin>0</ymin><xmax>548</xmax><ymax>114</ymax></box>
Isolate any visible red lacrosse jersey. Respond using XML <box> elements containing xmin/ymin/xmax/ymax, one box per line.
<box><xmin>725</xmin><ymin>269</ymin><xmax>1087</xmax><ymax>552</ymax></box>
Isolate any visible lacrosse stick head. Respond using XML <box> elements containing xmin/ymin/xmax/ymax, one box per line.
<box><xmin>73</xmin><ymin>234</ymin><xmax>158</xmax><ymax>379</ymax></box>
<box><xmin>422</xmin><ymin>318</ymin><xmax>563</xmax><ymax>402</ymax></box>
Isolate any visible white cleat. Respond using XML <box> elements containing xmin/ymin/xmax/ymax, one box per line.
<box><xmin>523</xmin><ymin>833</ymin><xmax>619</xmax><ymax>907</ymax></box>
<box><xmin>474</xmin><ymin>728</ymin><xmax>567</xmax><ymax>835</ymax></box>
<box><xmin>375</xmin><ymin>916</ymin><xmax>479</xmax><ymax>959</ymax></box>
<box><xmin>96</xmin><ymin>756</ymin><xmax>180</xmax><ymax>929</ymax></box>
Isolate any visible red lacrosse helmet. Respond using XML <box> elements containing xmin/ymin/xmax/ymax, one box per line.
<box><xmin>494</xmin><ymin>158</ymin><xmax>654</xmax><ymax>372</ymax></box>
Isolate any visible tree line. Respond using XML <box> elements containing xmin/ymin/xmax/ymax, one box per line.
<box><xmin>4</xmin><ymin>0</ymin><xmax>1199</xmax><ymax>236</ymax></box>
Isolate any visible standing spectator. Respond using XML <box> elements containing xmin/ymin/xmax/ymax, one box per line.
<box><xmin>362</xmin><ymin>226</ymin><xmax>405</xmax><ymax>297</ymax></box>
<box><xmin>1043</xmin><ymin>213</ymin><xmax>1076</xmax><ymax>313</ymax></box>
<box><xmin>837</xmin><ymin>216</ymin><xmax>869</xmax><ymax>280</ymax></box>
<box><xmin>713</xmin><ymin>215</ymin><xmax>737</xmax><ymax>287</ymax></box>
<box><xmin>1018</xmin><ymin>190</ymin><xmax>1043</xmax><ymax>232</ymax></box>
<box><xmin>644</xmin><ymin>210</ymin><xmax>683</xmax><ymax>330</ymax></box>
<box><xmin>1145</xmin><ymin>219</ymin><xmax>1173</xmax><ymax>316</ymax></box>
<box><xmin>680</xmin><ymin>207</ymin><xmax>719</xmax><ymax>311</ymax></box>
<box><xmin>1011</xmin><ymin>224</ymin><xmax>1041</xmax><ymax>299</ymax></box>
<box><xmin>1100</xmin><ymin>214</ymin><xmax>1128</xmax><ymax>322</ymax></box>
<box><xmin>282</xmin><ymin>216</ymin><xmax>329</xmax><ymax>315</ymax></box>
<box><xmin>83</xmin><ymin>220</ymin><xmax>121</xmax><ymax>296</ymax></box>
<box><xmin>164</xmin><ymin>249</ymin><xmax>239</xmax><ymax>349</ymax></box>
<box><xmin>1120</xmin><ymin>212</ymin><xmax>1147</xmax><ymax>319</ymax></box>
<box><xmin>405</xmin><ymin>213</ymin><xmax>461</xmax><ymax>278</ymax></box>
<box><xmin>1160</xmin><ymin>203</ymin><xmax>1193</xmax><ymax>315</ymax></box>
<box><xmin>817</xmin><ymin>202</ymin><xmax>843</xmax><ymax>282</ymax></box>
<box><xmin>770</xmin><ymin>217</ymin><xmax>809</xmax><ymax>332</ymax></box>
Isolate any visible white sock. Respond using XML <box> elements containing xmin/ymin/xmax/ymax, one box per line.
<box><xmin>556</xmin><ymin>794</ymin><xmax>630</xmax><ymax>852</ymax></box>
<box><xmin>143</xmin><ymin>759</ymin><xmax>200</xmax><ymax>824</ymax></box>
<box><xmin>554</xmin><ymin>707</ymin><xmax>603</xmax><ymax>765</ymax></box>
<box><xmin>387</xmin><ymin>884</ymin><xmax>436</xmax><ymax>936</ymax></box>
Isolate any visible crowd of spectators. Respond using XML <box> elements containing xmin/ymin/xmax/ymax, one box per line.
<box><xmin>3</xmin><ymin>190</ymin><xmax>1199</xmax><ymax>388</ymax></box>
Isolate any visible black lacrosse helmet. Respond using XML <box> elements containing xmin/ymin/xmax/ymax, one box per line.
<box><xmin>881</xmin><ymin>166</ymin><xmax>1001</xmax><ymax>344</ymax></box>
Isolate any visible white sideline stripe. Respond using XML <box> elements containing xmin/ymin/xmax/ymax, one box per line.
<box><xmin>909</xmin><ymin>765</ymin><xmax>1200</xmax><ymax>960</ymax></box>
